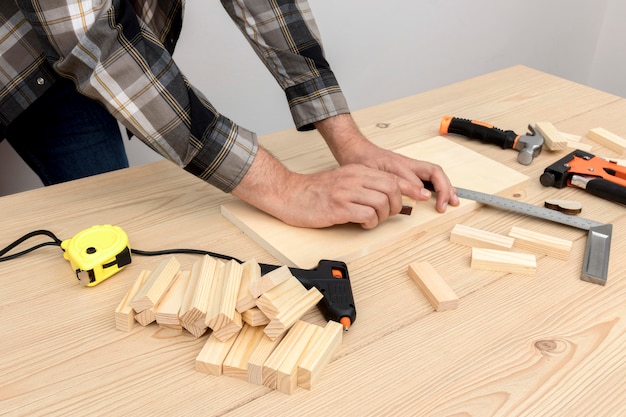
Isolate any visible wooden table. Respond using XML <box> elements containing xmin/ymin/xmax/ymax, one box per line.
<box><xmin>1</xmin><ymin>66</ymin><xmax>625</xmax><ymax>416</ymax></box>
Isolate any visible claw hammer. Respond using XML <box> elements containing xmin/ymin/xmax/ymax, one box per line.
<box><xmin>440</xmin><ymin>116</ymin><xmax>544</xmax><ymax>165</ymax></box>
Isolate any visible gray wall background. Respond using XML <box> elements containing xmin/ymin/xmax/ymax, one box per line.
<box><xmin>2</xmin><ymin>0</ymin><xmax>624</xmax><ymax>195</ymax></box>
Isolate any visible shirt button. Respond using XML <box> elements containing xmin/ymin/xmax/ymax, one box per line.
<box><xmin>37</xmin><ymin>77</ymin><xmax>45</xmax><ymax>85</ymax></box>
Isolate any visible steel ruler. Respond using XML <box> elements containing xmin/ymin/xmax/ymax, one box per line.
<box><xmin>456</xmin><ymin>187</ymin><xmax>612</xmax><ymax>285</ymax></box>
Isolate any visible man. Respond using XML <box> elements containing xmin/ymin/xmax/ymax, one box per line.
<box><xmin>0</xmin><ymin>0</ymin><xmax>458</xmax><ymax>229</ymax></box>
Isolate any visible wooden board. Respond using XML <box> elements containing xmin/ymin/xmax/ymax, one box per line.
<box><xmin>221</xmin><ymin>136</ymin><xmax>528</xmax><ymax>268</ymax></box>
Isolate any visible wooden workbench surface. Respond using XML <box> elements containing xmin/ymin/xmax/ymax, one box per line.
<box><xmin>1</xmin><ymin>66</ymin><xmax>625</xmax><ymax>416</ymax></box>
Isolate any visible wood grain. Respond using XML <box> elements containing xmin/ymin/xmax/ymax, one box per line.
<box><xmin>2</xmin><ymin>66</ymin><xmax>625</xmax><ymax>416</ymax></box>
<box><xmin>222</xmin><ymin>136</ymin><xmax>528</xmax><ymax>268</ymax></box>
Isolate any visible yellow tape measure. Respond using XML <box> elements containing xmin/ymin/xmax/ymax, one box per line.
<box><xmin>61</xmin><ymin>225</ymin><xmax>131</xmax><ymax>286</ymax></box>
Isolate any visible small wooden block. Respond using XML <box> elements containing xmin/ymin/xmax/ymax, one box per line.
<box><xmin>178</xmin><ymin>263</ymin><xmax>201</xmax><ymax>323</ymax></box>
<box><xmin>587</xmin><ymin>127</ymin><xmax>626</xmax><ymax>154</ymax></box>
<box><xmin>471</xmin><ymin>248</ymin><xmax>536</xmax><ymax>276</ymax></box>
<box><xmin>206</xmin><ymin>260</ymin><xmax>244</xmax><ymax>342</ymax></box>
<box><xmin>154</xmin><ymin>271</ymin><xmax>190</xmax><ymax>328</ymax></box>
<box><xmin>560</xmin><ymin>131</ymin><xmax>593</xmax><ymax>151</ymax></box>
<box><xmin>131</xmin><ymin>256</ymin><xmax>180</xmax><ymax>313</ymax></box>
<box><xmin>450</xmin><ymin>223</ymin><xmax>514</xmax><ymax>250</ymax></box>
<box><xmin>115</xmin><ymin>270</ymin><xmax>150</xmax><ymax>331</ymax></box>
<box><xmin>262</xmin><ymin>320</ymin><xmax>317</xmax><ymax>393</ymax></box>
<box><xmin>236</xmin><ymin>259</ymin><xmax>261</xmax><ymax>313</ymax></box>
<box><xmin>247</xmin><ymin>333</ymin><xmax>285</xmax><ymax>385</ymax></box>
<box><xmin>407</xmin><ymin>261</ymin><xmax>459</xmax><ymax>311</ymax></box>
<box><xmin>242</xmin><ymin>307</ymin><xmax>270</xmax><ymax>327</ymax></box>
<box><xmin>535</xmin><ymin>122</ymin><xmax>567</xmax><ymax>151</ymax></box>
<box><xmin>508</xmin><ymin>226</ymin><xmax>573</xmax><ymax>260</ymax></box>
<box><xmin>200</xmin><ymin>259</ymin><xmax>225</xmax><ymax>329</ymax></box>
<box><xmin>262</xmin><ymin>286</ymin><xmax>323</xmax><ymax>341</ymax></box>
<box><xmin>180</xmin><ymin>256</ymin><xmax>219</xmax><ymax>337</ymax></box>
<box><xmin>566</xmin><ymin>141</ymin><xmax>593</xmax><ymax>152</ymax></box>
<box><xmin>544</xmin><ymin>199</ymin><xmax>582</xmax><ymax>215</ymax></box>
<box><xmin>256</xmin><ymin>274</ymin><xmax>305</xmax><ymax>319</ymax></box>
<box><xmin>248</xmin><ymin>265</ymin><xmax>291</xmax><ymax>298</ymax></box>
<box><xmin>400</xmin><ymin>195</ymin><xmax>417</xmax><ymax>215</ymax></box>
<box><xmin>297</xmin><ymin>320</ymin><xmax>343</xmax><ymax>390</ymax></box>
<box><xmin>195</xmin><ymin>330</ymin><xmax>239</xmax><ymax>376</ymax></box>
<box><xmin>222</xmin><ymin>324</ymin><xmax>267</xmax><ymax>380</ymax></box>
<box><xmin>559</xmin><ymin>131</ymin><xmax>582</xmax><ymax>142</ymax></box>
<box><xmin>134</xmin><ymin>307</ymin><xmax>156</xmax><ymax>326</ymax></box>
<box><xmin>276</xmin><ymin>325</ymin><xmax>321</xmax><ymax>395</ymax></box>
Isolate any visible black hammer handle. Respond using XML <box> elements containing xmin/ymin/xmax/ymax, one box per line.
<box><xmin>440</xmin><ymin>116</ymin><xmax>518</xmax><ymax>150</ymax></box>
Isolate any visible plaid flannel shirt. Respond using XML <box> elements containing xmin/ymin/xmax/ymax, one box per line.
<box><xmin>0</xmin><ymin>0</ymin><xmax>349</xmax><ymax>191</ymax></box>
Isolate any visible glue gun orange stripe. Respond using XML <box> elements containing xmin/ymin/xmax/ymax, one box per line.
<box><xmin>340</xmin><ymin>316</ymin><xmax>351</xmax><ymax>331</ymax></box>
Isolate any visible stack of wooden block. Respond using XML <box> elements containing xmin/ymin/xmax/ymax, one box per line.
<box><xmin>114</xmin><ymin>255</ymin><xmax>343</xmax><ymax>394</ymax></box>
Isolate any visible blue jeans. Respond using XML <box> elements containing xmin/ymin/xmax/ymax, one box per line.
<box><xmin>5</xmin><ymin>77</ymin><xmax>129</xmax><ymax>186</ymax></box>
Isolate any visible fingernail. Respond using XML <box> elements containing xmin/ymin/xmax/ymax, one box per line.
<box><xmin>420</xmin><ymin>188</ymin><xmax>431</xmax><ymax>197</ymax></box>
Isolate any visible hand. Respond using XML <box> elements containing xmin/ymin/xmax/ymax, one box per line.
<box><xmin>315</xmin><ymin>114</ymin><xmax>459</xmax><ymax>213</ymax></box>
<box><xmin>232</xmin><ymin>147</ymin><xmax>408</xmax><ymax>228</ymax></box>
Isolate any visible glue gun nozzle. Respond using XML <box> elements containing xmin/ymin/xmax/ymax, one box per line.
<box><xmin>340</xmin><ymin>317</ymin><xmax>351</xmax><ymax>331</ymax></box>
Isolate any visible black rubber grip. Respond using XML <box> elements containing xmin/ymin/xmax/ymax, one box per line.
<box><xmin>442</xmin><ymin>117</ymin><xmax>517</xmax><ymax>150</ymax></box>
<box><xmin>585</xmin><ymin>178</ymin><xmax>626</xmax><ymax>206</ymax></box>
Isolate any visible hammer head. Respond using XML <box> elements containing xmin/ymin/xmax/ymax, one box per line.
<box><xmin>514</xmin><ymin>125</ymin><xmax>544</xmax><ymax>165</ymax></box>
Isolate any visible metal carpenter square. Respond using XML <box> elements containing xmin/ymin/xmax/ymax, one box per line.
<box><xmin>454</xmin><ymin>187</ymin><xmax>612</xmax><ymax>285</ymax></box>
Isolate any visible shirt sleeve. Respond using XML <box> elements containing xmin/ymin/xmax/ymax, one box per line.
<box><xmin>16</xmin><ymin>0</ymin><xmax>256</xmax><ymax>193</ymax></box>
<box><xmin>220</xmin><ymin>0</ymin><xmax>350</xmax><ymax>131</ymax></box>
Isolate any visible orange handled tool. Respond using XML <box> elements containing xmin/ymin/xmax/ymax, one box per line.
<box><xmin>439</xmin><ymin>116</ymin><xmax>543</xmax><ymax>165</ymax></box>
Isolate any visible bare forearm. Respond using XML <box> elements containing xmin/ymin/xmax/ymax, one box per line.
<box><xmin>231</xmin><ymin>147</ymin><xmax>295</xmax><ymax>222</ymax></box>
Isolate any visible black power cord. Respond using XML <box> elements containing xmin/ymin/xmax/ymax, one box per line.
<box><xmin>0</xmin><ymin>229</ymin><xmax>244</xmax><ymax>264</ymax></box>
<box><xmin>0</xmin><ymin>230</ymin><xmax>63</xmax><ymax>262</ymax></box>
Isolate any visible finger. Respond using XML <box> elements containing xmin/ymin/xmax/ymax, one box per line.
<box><xmin>355</xmin><ymin>186</ymin><xmax>393</xmax><ymax>224</ymax></box>
<box><xmin>431</xmin><ymin>177</ymin><xmax>458</xmax><ymax>213</ymax></box>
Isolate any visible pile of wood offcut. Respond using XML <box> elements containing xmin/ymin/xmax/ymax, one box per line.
<box><xmin>114</xmin><ymin>255</ymin><xmax>343</xmax><ymax>394</ymax></box>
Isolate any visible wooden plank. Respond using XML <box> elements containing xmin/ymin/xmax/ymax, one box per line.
<box><xmin>450</xmin><ymin>223</ymin><xmax>514</xmax><ymax>250</ymax></box>
<box><xmin>407</xmin><ymin>261</ymin><xmax>459</xmax><ymax>312</ymax></box>
<box><xmin>130</xmin><ymin>256</ymin><xmax>180</xmax><ymax>312</ymax></box>
<box><xmin>535</xmin><ymin>121</ymin><xmax>567</xmax><ymax>151</ymax></box>
<box><xmin>297</xmin><ymin>320</ymin><xmax>343</xmax><ymax>390</ymax></box>
<box><xmin>508</xmin><ymin>226</ymin><xmax>573</xmax><ymax>260</ymax></box>
<box><xmin>221</xmin><ymin>137</ymin><xmax>528</xmax><ymax>268</ymax></box>
<box><xmin>587</xmin><ymin>127</ymin><xmax>626</xmax><ymax>154</ymax></box>
<box><xmin>114</xmin><ymin>270</ymin><xmax>150</xmax><ymax>331</ymax></box>
<box><xmin>471</xmin><ymin>248</ymin><xmax>536</xmax><ymax>276</ymax></box>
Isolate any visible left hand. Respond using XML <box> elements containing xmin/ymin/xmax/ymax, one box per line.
<box><xmin>315</xmin><ymin>114</ymin><xmax>459</xmax><ymax>213</ymax></box>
